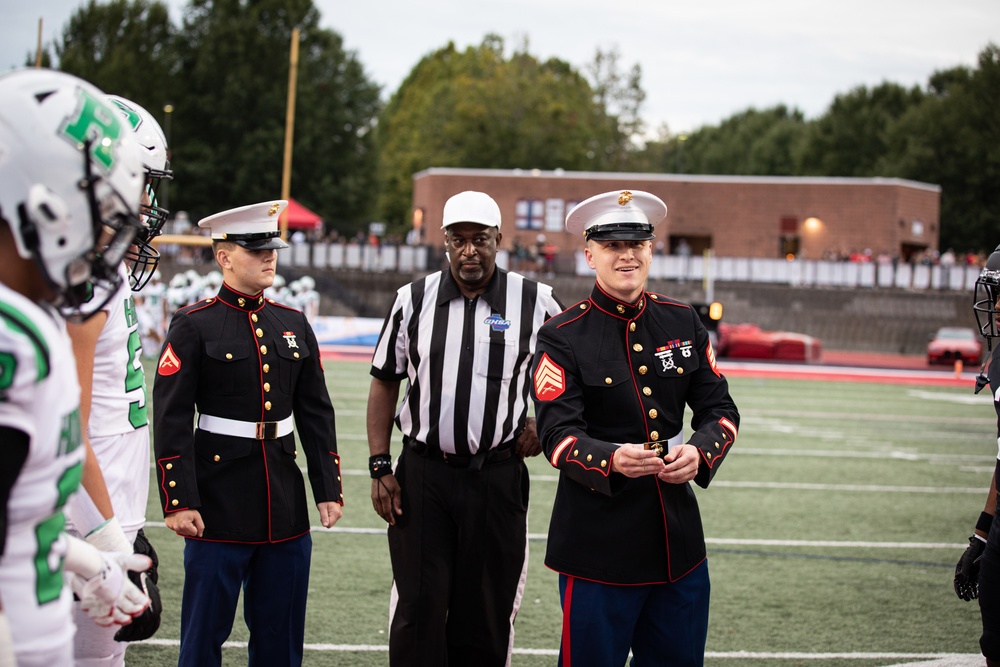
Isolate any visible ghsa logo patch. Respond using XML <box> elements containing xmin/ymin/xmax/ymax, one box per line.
<box><xmin>484</xmin><ymin>314</ymin><xmax>510</xmax><ymax>331</ymax></box>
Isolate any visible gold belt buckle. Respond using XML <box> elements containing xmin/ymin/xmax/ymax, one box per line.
<box><xmin>643</xmin><ymin>440</ymin><xmax>666</xmax><ymax>457</ymax></box>
<box><xmin>256</xmin><ymin>421</ymin><xmax>278</xmax><ymax>440</ymax></box>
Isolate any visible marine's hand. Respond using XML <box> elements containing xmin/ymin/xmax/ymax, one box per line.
<box><xmin>164</xmin><ymin>509</ymin><xmax>204</xmax><ymax>538</ymax></box>
<box><xmin>515</xmin><ymin>418</ymin><xmax>542</xmax><ymax>459</ymax></box>
<box><xmin>658</xmin><ymin>444</ymin><xmax>700</xmax><ymax>484</ymax></box>
<box><xmin>371</xmin><ymin>474</ymin><xmax>403</xmax><ymax>526</ymax></box>
<box><xmin>611</xmin><ymin>444</ymin><xmax>666</xmax><ymax>478</ymax></box>
<box><xmin>318</xmin><ymin>501</ymin><xmax>343</xmax><ymax>528</ymax></box>
<box><xmin>954</xmin><ymin>535</ymin><xmax>986</xmax><ymax>601</ymax></box>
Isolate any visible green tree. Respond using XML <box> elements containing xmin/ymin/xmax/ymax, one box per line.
<box><xmin>881</xmin><ymin>44</ymin><xmax>1000</xmax><ymax>253</ymax></box>
<box><xmin>55</xmin><ymin>0</ymin><xmax>179</xmax><ymax>122</ymax></box>
<box><xmin>585</xmin><ymin>46</ymin><xmax>646</xmax><ymax>169</ymax></box>
<box><xmin>173</xmin><ymin>0</ymin><xmax>381</xmax><ymax>229</ymax></box>
<box><xmin>376</xmin><ymin>36</ymin><xmax>636</xmax><ymax>229</ymax></box>
<box><xmin>636</xmin><ymin>106</ymin><xmax>808</xmax><ymax>176</ymax></box>
<box><xmin>797</xmin><ymin>82</ymin><xmax>924</xmax><ymax>176</ymax></box>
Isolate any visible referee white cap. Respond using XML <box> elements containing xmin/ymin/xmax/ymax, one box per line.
<box><xmin>441</xmin><ymin>191</ymin><xmax>501</xmax><ymax>229</ymax></box>
<box><xmin>566</xmin><ymin>190</ymin><xmax>667</xmax><ymax>241</ymax></box>
<box><xmin>198</xmin><ymin>200</ymin><xmax>290</xmax><ymax>250</ymax></box>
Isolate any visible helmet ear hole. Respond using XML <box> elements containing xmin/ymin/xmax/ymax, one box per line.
<box><xmin>16</xmin><ymin>203</ymin><xmax>39</xmax><ymax>253</ymax></box>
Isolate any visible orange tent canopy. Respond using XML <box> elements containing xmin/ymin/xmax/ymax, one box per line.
<box><xmin>283</xmin><ymin>198</ymin><xmax>323</xmax><ymax>230</ymax></box>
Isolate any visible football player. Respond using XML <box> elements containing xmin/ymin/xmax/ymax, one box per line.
<box><xmin>0</xmin><ymin>68</ymin><xmax>152</xmax><ymax>666</ymax></box>
<box><xmin>955</xmin><ymin>244</ymin><xmax>1000</xmax><ymax>667</ymax></box>
<box><xmin>64</xmin><ymin>94</ymin><xmax>171</xmax><ymax>665</ymax></box>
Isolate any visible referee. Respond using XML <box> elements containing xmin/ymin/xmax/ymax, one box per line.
<box><xmin>367</xmin><ymin>190</ymin><xmax>564</xmax><ymax>666</ymax></box>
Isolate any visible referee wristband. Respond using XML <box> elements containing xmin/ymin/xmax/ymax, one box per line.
<box><xmin>369</xmin><ymin>454</ymin><xmax>393</xmax><ymax>479</ymax></box>
<box><xmin>976</xmin><ymin>511</ymin><xmax>993</xmax><ymax>535</ymax></box>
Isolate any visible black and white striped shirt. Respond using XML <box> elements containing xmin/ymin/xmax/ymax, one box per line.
<box><xmin>371</xmin><ymin>267</ymin><xmax>564</xmax><ymax>456</ymax></box>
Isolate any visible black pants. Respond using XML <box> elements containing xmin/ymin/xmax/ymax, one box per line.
<box><xmin>981</xmin><ymin>488</ymin><xmax>1000</xmax><ymax>661</ymax></box>
<box><xmin>387</xmin><ymin>447</ymin><xmax>530</xmax><ymax>667</ymax></box>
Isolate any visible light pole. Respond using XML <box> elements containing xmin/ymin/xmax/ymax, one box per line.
<box><xmin>161</xmin><ymin>104</ymin><xmax>173</xmax><ymax>214</ymax></box>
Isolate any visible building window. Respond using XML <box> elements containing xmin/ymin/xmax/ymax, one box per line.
<box><xmin>516</xmin><ymin>199</ymin><xmax>545</xmax><ymax>230</ymax></box>
<box><xmin>544</xmin><ymin>199</ymin><xmax>566</xmax><ymax>232</ymax></box>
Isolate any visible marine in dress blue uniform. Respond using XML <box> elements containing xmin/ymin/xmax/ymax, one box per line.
<box><xmin>532</xmin><ymin>190</ymin><xmax>739</xmax><ymax>667</ymax></box>
<box><xmin>153</xmin><ymin>201</ymin><xmax>343</xmax><ymax>667</ymax></box>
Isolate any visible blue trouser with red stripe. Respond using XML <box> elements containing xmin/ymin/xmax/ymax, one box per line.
<box><xmin>177</xmin><ymin>534</ymin><xmax>312</xmax><ymax>667</ymax></box>
<box><xmin>557</xmin><ymin>560</ymin><xmax>710</xmax><ymax>667</ymax></box>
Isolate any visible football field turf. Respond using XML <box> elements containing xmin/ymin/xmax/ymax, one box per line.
<box><xmin>127</xmin><ymin>358</ymin><xmax>993</xmax><ymax>666</ymax></box>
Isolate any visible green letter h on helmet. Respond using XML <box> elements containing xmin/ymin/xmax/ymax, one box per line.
<box><xmin>61</xmin><ymin>88</ymin><xmax>122</xmax><ymax>172</ymax></box>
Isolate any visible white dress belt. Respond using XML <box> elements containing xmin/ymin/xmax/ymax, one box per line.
<box><xmin>197</xmin><ymin>414</ymin><xmax>294</xmax><ymax>440</ymax></box>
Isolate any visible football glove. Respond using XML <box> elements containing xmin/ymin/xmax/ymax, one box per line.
<box><xmin>65</xmin><ymin>535</ymin><xmax>151</xmax><ymax>627</ymax></box>
<box><xmin>114</xmin><ymin>529</ymin><xmax>162</xmax><ymax>642</ymax></box>
<box><xmin>954</xmin><ymin>535</ymin><xmax>986</xmax><ymax>601</ymax></box>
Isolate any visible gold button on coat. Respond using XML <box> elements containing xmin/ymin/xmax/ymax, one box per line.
<box><xmin>629</xmin><ymin>322</ymin><xmax>636</xmax><ymax>332</ymax></box>
<box><xmin>213</xmin><ymin>455</ymin><xmax>220</xmax><ymax>462</ymax></box>
<box><xmin>677</xmin><ymin>367</ymin><xmax>684</xmax><ymax>374</ymax></box>
<box><xmin>264</xmin><ymin>382</ymin><xmax>271</xmax><ymax>392</ymax></box>
<box><xmin>639</xmin><ymin>365</ymin><xmax>648</xmax><ymax>375</ymax></box>
<box><xmin>260</xmin><ymin>345</ymin><xmax>268</xmax><ymax>355</ymax></box>
<box><xmin>605</xmin><ymin>377</ymin><xmax>612</xmax><ymax>385</ymax></box>
<box><xmin>586</xmin><ymin>454</ymin><xmax>592</xmax><ymax>461</ymax></box>
<box><xmin>263</xmin><ymin>364</ymin><xmax>270</xmax><ymax>373</ymax></box>
<box><xmin>256</xmin><ymin>328</ymin><xmax>264</xmax><ymax>338</ymax></box>
<box><xmin>265</xmin><ymin>401</ymin><xmax>272</xmax><ymax>410</ymax></box>
<box><xmin>643</xmin><ymin>387</ymin><xmax>652</xmax><ymax>396</ymax></box>
<box><xmin>649</xmin><ymin>409</ymin><xmax>658</xmax><ymax>419</ymax></box>
<box><xmin>293</xmin><ymin>352</ymin><xmax>300</xmax><ymax>358</ymax></box>
<box><xmin>650</xmin><ymin>431</ymin><xmax>659</xmax><ymax>440</ymax></box>
<box><xmin>171</xmin><ymin>499</ymin><xmax>179</xmax><ymax>506</ymax></box>
<box><xmin>251</xmin><ymin>313</ymin><xmax>258</xmax><ymax>322</ymax></box>
<box><xmin>165</xmin><ymin>463</ymin><xmax>173</xmax><ymax>470</ymax></box>
<box><xmin>633</xmin><ymin>343</ymin><xmax>643</xmax><ymax>352</ymax></box>
<box><xmin>169</xmin><ymin>481</ymin><xmax>176</xmax><ymax>487</ymax></box>
<box><xmin>226</xmin><ymin>353</ymin><xmax>233</xmax><ymax>360</ymax></box>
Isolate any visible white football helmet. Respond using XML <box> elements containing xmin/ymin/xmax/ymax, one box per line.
<box><xmin>0</xmin><ymin>69</ymin><xmax>145</xmax><ymax>317</ymax></box>
<box><xmin>107</xmin><ymin>94</ymin><xmax>172</xmax><ymax>291</ymax></box>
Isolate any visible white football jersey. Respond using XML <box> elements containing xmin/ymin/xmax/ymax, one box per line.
<box><xmin>88</xmin><ymin>272</ymin><xmax>149</xmax><ymax>437</ymax></box>
<box><xmin>0</xmin><ymin>283</ymin><xmax>84</xmax><ymax>660</ymax></box>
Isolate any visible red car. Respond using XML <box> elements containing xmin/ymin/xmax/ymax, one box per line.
<box><xmin>926</xmin><ymin>327</ymin><xmax>983</xmax><ymax>365</ymax></box>
<box><xmin>717</xmin><ymin>323</ymin><xmax>822</xmax><ymax>363</ymax></box>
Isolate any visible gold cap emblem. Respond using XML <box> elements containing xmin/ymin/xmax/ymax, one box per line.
<box><xmin>618</xmin><ymin>191</ymin><xmax>633</xmax><ymax>206</ymax></box>
<box><xmin>268</xmin><ymin>203</ymin><xmax>280</xmax><ymax>216</ymax></box>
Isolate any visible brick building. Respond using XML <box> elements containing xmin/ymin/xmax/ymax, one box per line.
<box><xmin>411</xmin><ymin>168</ymin><xmax>941</xmax><ymax>262</ymax></box>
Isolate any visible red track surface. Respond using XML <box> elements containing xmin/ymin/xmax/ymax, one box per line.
<box><xmin>324</xmin><ymin>345</ymin><xmax>984</xmax><ymax>388</ymax></box>
<box><xmin>720</xmin><ymin>349</ymin><xmax>981</xmax><ymax>387</ymax></box>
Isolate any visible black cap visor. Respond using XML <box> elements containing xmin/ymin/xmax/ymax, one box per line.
<box><xmin>224</xmin><ymin>231</ymin><xmax>290</xmax><ymax>250</ymax></box>
<box><xmin>585</xmin><ymin>223</ymin><xmax>655</xmax><ymax>242</ymax></box>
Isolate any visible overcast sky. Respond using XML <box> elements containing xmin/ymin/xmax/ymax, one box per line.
<box><xmin>3</xmin><ymin>0</ymin><xmax>998</xmax><ymax>134</ymax></box>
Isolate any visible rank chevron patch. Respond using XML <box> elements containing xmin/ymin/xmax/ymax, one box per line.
<box><xmin>534</xmin><ymin>353</ymin><xmax>565</xmax><ymax>401</ymax></box>
<box><xmin>157</xmin><ymin>343</ymin><xmax>181</xmax><ymax>376</ymax></box>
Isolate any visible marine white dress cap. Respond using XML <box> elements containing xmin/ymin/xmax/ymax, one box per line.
<box><xmin>198</xmin><ymin>200</ymin><xmax>291</xmax><ymax>250</ymax></box>
<box><xmin>566</xmin><ymin>190</ymin><xmax>667</xmax><ymax>241</ymax></box>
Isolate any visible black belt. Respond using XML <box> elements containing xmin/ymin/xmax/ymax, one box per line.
<box><xmin>405</xmin><ymin>437</ymin><xmax>516</xmax><ymax>469</ymax></box>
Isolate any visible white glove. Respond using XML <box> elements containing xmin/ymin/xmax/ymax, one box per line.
<box><xmin>85</xmin><ymin>516</ymin><xmax>133</xmax><ymax>554</ymax></box>
<box><xmin>64</xmin><ymin>535</ymin><xmax>151</xmax><ymax>627</ymax></box>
